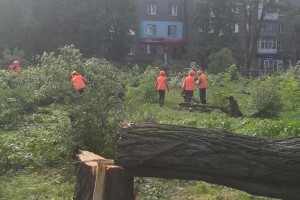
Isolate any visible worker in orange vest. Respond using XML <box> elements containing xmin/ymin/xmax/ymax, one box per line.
<box><xmin>71</xmin><ymin>71</ymin><xmax>89</xmax><ymax>94</ymax></box>
<box><xmin>9</xmin><ymin>60</ymin><xmax>21</xmax><ymax>75</ymax></box>
<box><xmin>182</xmin><ymin>70</ymin><xmax>195</xmax><ymax>103</ymax></box>
<box><xmin>197</xmin><ymin>70</ymin><xmax>207</xmax><ymax>104</ymax></box>
<box><xmin>156</xmin><ymin>70</ymin><xmax>169</xmax><ymax>107</ymax></box>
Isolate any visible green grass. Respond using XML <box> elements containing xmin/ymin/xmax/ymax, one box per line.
<box><xmin>0</xmin><ymin>169</ymin><xmax>74</xmax><ymax>200</ymax></box>
<box><xmin>1</xmin><ymin>72</ymin><xmax>300</xmax><ymax>199</ymax></box>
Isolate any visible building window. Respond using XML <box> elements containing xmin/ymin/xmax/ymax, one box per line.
<box><xmin>146</xmin><ymin>45</ymin><xmax>151</xmax><ymax>54</ymax></box>
<box><xmin>168</xmin><ymin>4</ymin><xmax>177</xmax><ymax>16</ymax></box>
<box><xmin>278</xmin><ymin>9</ymin><xmax>284</xmax><ymax>16</ymax></box>
<box><xmin>290</xmin><ymin>42</ymin><xmax>296</xmax><ymax>52</ymax></box>
<box><xmin>264</xmin><ymin>60</ymin><xmax>269</xmax><ymax>68</ymax></box>
<box><xmin>278</xmin><ymin>24</ymin><xmax>283</xmax><ymax>34</ymax></box>
<box><xmin>168</xmin><ymin>25</ymin><xmax>177</xmax><ymax>37</ymax></box>
<box><xmin>258</xmin><ymin>38</ymin><xmax>276</xmax><ymax>50</ymax></box>
<box><xmin>234</xmin><ymin>23</ymin><xmax>239</xmax><ymax>33</ymax></box>
<box><xmin>146</xmin><ymin>44</ymin><xmax>156</xmax><ymax>55</ymax></box>
<box><xmin>147</xmin><ymin>24</ymin><xmax>156</xmax><ymax>36</ymax></box>
<box><xmin>277</xmin><ymin>41</ymin><xmax>283</xmax><ymax>51</ymax></box>
<box><xmin>261</xmin><ymin>22</ymin><xmax>275</xmax><ymax>32</ymax></box>
<box><xmin>146</xmin><ymin>3</ymin><xmax>156</xmax><ymax>15</ymax></box>
<box><xmin>128</xmin><ymin>45</ymin><xmax>135</xmax><ymax>55</ymax></box>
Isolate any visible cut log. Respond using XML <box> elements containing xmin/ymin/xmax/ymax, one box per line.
<box><xmin>115</xmin><ymin>123</ymin><xmax>300</xmax><ymax>200</ymax></box>
<box><xmin>180</xmin><ymin>96</ymin><xmax>243</xmax><ymax>118</ymax></box>
<box><xmin>74</xmin><ymin>150</ymin><xmax>134</xmax><ymax>200</ymax></box>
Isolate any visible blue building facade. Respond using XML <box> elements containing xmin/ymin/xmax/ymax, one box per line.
<box><xmin>132</xmin><ymin>0</ymin><xmax>187</xmax><ymax>66</ymax></box>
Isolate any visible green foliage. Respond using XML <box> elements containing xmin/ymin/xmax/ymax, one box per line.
<box><xmin>125</xmin><ymin>68</ymin><xmax>159</xmax><ymax>105</ymax></box>
<box><xmin>0</xmin><ymin>106</ymin><xmax>70</xmax><ymax>174</ymax></box>
<box><xmin>67</xmin><ymin>58</ymin><xmax>126</xmax><ymax>157</ymax></box>
<box><xmin>0</xmin><ymin>0</ymin><xmax>137</xmax><ymax>62</ymax></box>
<box><xmin>0</xmin><ymin>170</ymin><xmax>74</xmax><ymax>199</ymax></box>
<box><xmin>190</xmin><ymin>0</ymin><xmax>239</xmax><ymax>65</ymax></box>
<box><xmin>285</xmin><ymin>61</ymin><xmax>300</xmax><ymax>81</ymax></box>
<box><xmin>0</xmin><ymin>48</ymin><xmax>32</xmax><ymax>69</ymax></box>
<box><xmin>250</xmin><ymin>77</ymin><xmax>282</xmax><ymax>118</ymax></box>
<box><xmin>208</xmin><ymin>47</ymin><xmax>237</xmax><ymax>74</ymax></box>
<box><xmin>208</xmin><ymin>65</ymin><xmax>244</xmax><ymax>105</ymax></box>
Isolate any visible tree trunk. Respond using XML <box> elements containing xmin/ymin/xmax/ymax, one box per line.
<box><xmin>115</xmin><ymin>123</ymin><xmax>300</xmax><ymax>200</ymax></box>
<box><xmin>74</xmin><ymin>150</ymin><xmax>134</xmax><ymax>200</ymax></box>
<box><xmin>180</xmin><ymin>96</ymin><xmax>243</xmax><ymax>118</ymax></box>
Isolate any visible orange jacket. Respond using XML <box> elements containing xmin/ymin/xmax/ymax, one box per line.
<box><xmin>9</xmin><ymin>65</ymin><xmax>21</xmax><ymax>74</ymax></box>
<box><xmin>156</xmin><ymin>76</ymin><xmax>167</xmax><ymax>91</ymax></box>
<box><xmin>9</xmin><ymin>65</ymin><xmax>14</xmax><ymax>71</ymax></box>
<box><xmin>198</xmin><ymin>74</ymin><xmax>207</xmax><ymax>89</ymax></box>
<box><xmin>15</xmin><ymin>66</ymin><xmax>21</xmax><ymax>75</ymax></box>
<box><xmin>71</xmin><ymin>75</ymin><xmax>86</xmax><ymax>90</ymax></box>
<box><xmin>183</xmin><ymin>76</ymin><xmax>195</xmax><ymax>91</ymax></box>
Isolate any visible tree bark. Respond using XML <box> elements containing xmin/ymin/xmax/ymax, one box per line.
<box><xmin>115</xmin><ymin>123</ymin><xmax>300</xmax><ymax>200</ymax></box>
<box><xmin>180</xmin><ymin>96</ymin><xmax>243</xmax><ymax>118</ymax></box>
<box><xmin>74</xmin><ymin>150</ymin><xmax>134</xmax><ymax>200</ymax></box>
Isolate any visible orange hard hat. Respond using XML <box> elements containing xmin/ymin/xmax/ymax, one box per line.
<box><xmin>13</xmin><ymin>60</ymin><xmax>19</xmax><ymax>65</ymax></box>
<box><xmin>197</xmin><ymin>70</ymin><xmax>202</xmax><ymax>75</ymax></box>
<box><xmin>189</xmin><ymin>70</ymin><xmax>195</xmax><ymax>75</ymax></box>
<box><xmin>159</xmin><ymin>70</ymin><xmax>165</xmax><ymax>76</ymax></box>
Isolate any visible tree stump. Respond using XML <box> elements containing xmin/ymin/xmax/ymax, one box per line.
<box><xmin>74</xmin><ymin>150</ymin><xmax>134</xmax><ymax>200</ymax></box>
<box><xmin>115</xmin><ymin>123</ymin><xmax>300</xmax><ymax>199</ymax></box>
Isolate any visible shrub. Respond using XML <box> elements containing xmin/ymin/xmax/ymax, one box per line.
<box><xmin>250</xmin><ymin>77</ymin><xmax>282</xmax><ymax>118</ymax></box>
<box><xmin>125</xmin><ymin>68</ymin><xmax>159</xmax><ymax>105</ymax></box>
<box><xmin>207</xmin><ymin>48</ymin><xmax>236</xmax><ymax>74</ymax></box>
<box><xmin>67</xmin><ymin>58</ymin><xmax>126</xmax><ymax>157</ymax></box>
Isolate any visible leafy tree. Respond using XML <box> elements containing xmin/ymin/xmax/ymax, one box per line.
<box><xmin>207</xmin><ymin>48</ymin><xmax>236</xmax><ymax>74</ymax></box>
<box><xmin>0</xmin><ymin>0</ymin><xmax>137</xmax><ymax>63</ymax></box>
<box><xmin>0</xmin><ymin>48</ymin><xmax>32</xmax><ymax>69</ymax></box>
<box><xmin>237</xmin><ymin>0</ymin><xmax>290</xmax><ymax>74</ymax></box>
<box><xmin>190</xmin><ymin>0</ymin><xmax>239</xmax><ymax>66</ymax></box>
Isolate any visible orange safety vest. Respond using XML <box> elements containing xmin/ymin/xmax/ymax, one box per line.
<box><xmin>156</xmin><ymin>76</ymin><xmax>167</xmax><ymax>91</ymax></box>
<box><xmin>9</xmin><ymin>65</ymin><xmax>21</xmax><ymax>75</ymax></box>
<box><xmin>9</xmin><ymin>65</ymin><xmax>14</xmax><ymax>71</ymax></box>
<box><xmin>198</xmin><ymin>74</ymin><xmax>207</xmax><ymax>89</ymax></box>
<box><xmin>15</xmin><ymin>66</ymin><xmax>21</xmax><ymax>75</ymax></box>
<box><xmin>183</xmin><ymin>76</ymin><xmax>195</xmax><ymax>91</ymax></box>
<box><xmin>71</xmin><ymin>75</ymin><xmax>86</xmax><ymax>90</ymax></box>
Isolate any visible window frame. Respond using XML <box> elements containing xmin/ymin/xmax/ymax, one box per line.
<box><xmin>147</xmin><ymin>24</ymin><xmax>157</xmax><ymax>36</ymax></box>
<box><xmin>146</xmin><ymin>3</ymin><xmax>157</xmax><ymax>15</ymax></box>
<box><xmin>168</xmin><ymin>4</ymin><xmax>178</xmax><ymax>16</ymax></box>
<box><xmin>168</xmin><ymin>25</ymin><xmax>177</xmax><ymax>37</ymax></box>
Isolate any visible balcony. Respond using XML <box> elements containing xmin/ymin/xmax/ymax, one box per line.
<box><xmin>257</xmin><ymin>48</ymin><xmax>277</xmax><ymax>54</ymax></box>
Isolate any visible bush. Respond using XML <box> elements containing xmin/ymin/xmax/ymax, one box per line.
<box><xmin>125</xmin><ymin>68</ymin><xmax>159</xmax><ymax>105</ymax></box>
<box><xmin>250</xmin><ymin>77</ymin><xmax>282</xmax><ymax>118</ymax></box>
<box><xmin>66</xmin><ymin>58</ymin><xmax>126</xmax><ymax>157</ymax></box>
<box><xmin>207</xmin><ymin>48</ymin><xmax>236</xmax><ymax>74</ymax></box>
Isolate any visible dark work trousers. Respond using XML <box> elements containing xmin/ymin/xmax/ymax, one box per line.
<box><xmin>185</xmin><ymin>91</ymin><xmax>194</xmax><ymax>103</ymax></box>
<box><xmin>199</xmin><ymin>88</ymin><xmax>206</xmax><ymax>104</ymax></box>
<box><xmin>158</xmin><ymin>90</ymin><xmax>165</xmax><ymax>107</ymax></box>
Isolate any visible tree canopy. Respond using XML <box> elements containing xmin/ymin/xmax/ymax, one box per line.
<box><xmin>0</xmin><ymin>0</ymin><xmax>136</xmax><ymax>63</ymax></box>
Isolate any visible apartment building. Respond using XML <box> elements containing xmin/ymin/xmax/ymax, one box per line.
<box><xmin>130</xmin><ymin>0</ymin><xmax>300</xmax><ymax>72</ymax></box>
<box><xmin>250</xmin><ymin>0</ymin><xmax>300</xmax><ymax>72</ymax></box>
<box><xmin>131</xmin><ymin>0</ymin><xmax>187</xmax><ymax>67</ymax></box>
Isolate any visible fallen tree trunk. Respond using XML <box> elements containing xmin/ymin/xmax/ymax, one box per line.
<box><xmin>115</xmin><ymin>123</ymin><xmax>300</xmax><ymax>199</ymax></box>
<box><xmin>180</xmin><ymin>96</ymin><xmax>243</xmax><ymax>118</ymax></box>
